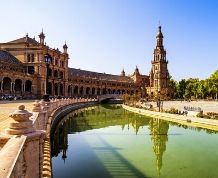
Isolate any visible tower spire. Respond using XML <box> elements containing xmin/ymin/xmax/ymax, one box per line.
<box><xmin>39</xmin><ymin>28</ymin><xmax>45</xmax><ymax>45</ymax></box>
<box><xmin>156</xmin><ymin>25</ymin><xmax>163</xmax><ymax>47</ymax></box>
<box><xmin>121</xmin><ymin>68</ymin><xmax>125</xmax><ymax>76</ymax></box>
<box><xmin>63</xmin><ymin>41</ymin><xmax>68</xmax><ymax>54</ymax></box>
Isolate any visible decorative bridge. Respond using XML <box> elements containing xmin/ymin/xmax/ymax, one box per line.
<box><xmin>97</xmin><ymin>94</ymin><xmax>123</xmax><ymax>103</ymax></box>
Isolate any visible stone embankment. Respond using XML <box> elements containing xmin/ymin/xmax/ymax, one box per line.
<box><xmin>123</xmin><ymin>104</ymin><xmax>218</xmax><ymax>131</ymax></box>
<box><xmin>0</xmin><ymin>98</ymin><xmax>97</xmax><ymax>178</ymax></box>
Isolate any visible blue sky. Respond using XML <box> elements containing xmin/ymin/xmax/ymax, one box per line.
<box><xmin>1</xmin><ymin>0</ymin><xmax>218</xmax><ymax>80</ymax></box>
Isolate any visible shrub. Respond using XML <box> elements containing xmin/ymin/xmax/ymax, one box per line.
<box><xmin>206</xmin><ymin>112</ymin><xmax>218</xmax><ymax>119</ymax></box>
<box><xmin>166</xmin><ymin>107</ymin><xmax>179</xmax><ymax>114</ymax></box>
<box><xmin>196</xmin><ymin>113</ymin><xmax>211</xmax><ymax>119</ymax></box>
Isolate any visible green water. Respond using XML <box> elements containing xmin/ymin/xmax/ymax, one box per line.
<box><xmin>51</xmin><ymin>105</ymin><xmax>218</xmax><ymax>178</ymax></box>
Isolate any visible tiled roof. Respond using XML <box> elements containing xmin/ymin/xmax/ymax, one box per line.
<box><xmin>7</xmin><ymin>36</ymin><xmax>39</xmax><ymax>45</ymax></box>
<box><xmin>69</xmin><ymin>68</ymin><xmax>134</xmax><ymax>83</ymax></box>
<box><xmin>0</xmin><ymin>50</ymin><xmax>24</xmax><ymax>67</ymax></box>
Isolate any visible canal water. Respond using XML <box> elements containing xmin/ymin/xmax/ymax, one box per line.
<box><xmin>51</xmin><ymin>105</ymin><xmax>218</xmax><ymax>178</ymax></box>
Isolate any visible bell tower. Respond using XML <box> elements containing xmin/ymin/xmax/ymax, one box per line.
<box><xmin>150</xmin><ymin>26</ymin><xmax>169</xmax><ymax>95</ymax></box>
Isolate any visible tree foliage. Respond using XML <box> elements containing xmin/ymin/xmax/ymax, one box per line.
<box><xmin>169</xmin><ymin>69</ymin><xmax>218</xmax><ymax>100</ymax></box>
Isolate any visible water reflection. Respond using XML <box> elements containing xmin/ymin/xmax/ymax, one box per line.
<box><xmin>149</xmin><ymin>119</ymin><xmax>169</xmax><ymax>175</ymax></box>
<box><xmin>51</xmin><ymin>105</ymin><xmax>149</xmax><ymax>155</ymax></box>
<box><xmin>51</xmin><ymin>104</ymin><xmax>218</xmax><ymax>177</ymax></box>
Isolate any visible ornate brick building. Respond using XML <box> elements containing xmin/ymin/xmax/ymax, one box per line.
<box><xmin>0</xmin><ymin>26</ymin><xmax>170</xmax><ymax>99</ymax></box>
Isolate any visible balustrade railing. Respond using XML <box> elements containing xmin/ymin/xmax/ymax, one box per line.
<box><xmin>0</xmin><ymin>97</ymin><xmax>97</xmax><ymax>178</ymax></box>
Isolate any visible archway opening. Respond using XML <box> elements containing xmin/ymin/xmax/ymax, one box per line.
<box><xmin>25</xmin><ymin>80</ymin><xmax>32</xmax><ymax>92</ymax></box>
<box><xmin>48</xmin><ymin>82</ymin><xmax>52</xmax><ymax>95</ymax></box>
<box><xmin>3</xmin><ymin>77</ymin><xmax>11</xmax><ymax>93</ymax></box>
<box><xmin>15</xmin><ymin>79</ymin><xmax>22</xmax><ymax>94</ymax></box>
<box><xmin>54</xmin><ymin>83</ymin><xmax>58</xmax><ymax>96</ymax></box>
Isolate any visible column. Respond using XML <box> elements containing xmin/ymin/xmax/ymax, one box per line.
<box><xmin>71</xmin><ymin>86</ymin><xmax>74</xmax><ymax>97</ymax></box>
<box><xmin>10</xmin><ymin>82</ymin><xmax>13</xmax><ymax>93</ymax></box>
<box><xmin>13</xmin><ymin>82</ymin><xmax>15</xmax><ymax>92</ymax></box>
<box><xmin>58</xmin><ymin>83</ymin><xmax>60</xmax><ymax>96</ymax></box>
<box><xmin>83</xmin><ymin>87</ymin><xmax>86</xmax><ymax>96</ymax></box>
<box><xmin>1</xmin><ymin>80</ymin><xmax>3</xmax><ymax>92</ymax></box>
<box><xmin>23</xmin><ymin>84</ymin><xmax>25</xmax><ymax>93</ymax></box>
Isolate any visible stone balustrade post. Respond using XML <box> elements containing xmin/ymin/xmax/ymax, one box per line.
<box><xmin>6</xmin><ymin>105</ymin><xmax>34</xmax><ymax>135</ymax></box>
<box><xmin>32</xmin><ymin>101</ymin><xmax>47</xmax><ymax>130</ymax></box>
<box><xmin>40</xmin><ymin>100</ymin><xmax>46</xmax><ymax>111</ymax></box>
<box><xmin>56</xmin><ymin>99</ymin><xmax>60</xmax><ymax>107</ymax></box>
<box><xmin>45</xmin><ymin>102</ymin><xmax>52</xmax><ymax>116</ymax></box>
<box><xmin>5</xmin><ymin>105</ymin><xmax>45</xmax><ymax>178</ymax></box>
<box><xmin>53</xmin><ymin>99</ymin><xmax>57</xmax><ymax>109</ymax></box>
<box><xmin>54</xmin><ymin>99</ymin><xmax>58</xmax><ymax>108</ymax></box>
<box><xmin>51</xmin><ymin>99</ymin><xmax>55</xmax><ymax>111</ymax></box>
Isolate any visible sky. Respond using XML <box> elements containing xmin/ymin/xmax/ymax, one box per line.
<box><xmin>1</xmin><ymin>0</ymin><xmax>218</xmax><ymax>81</ymax></box>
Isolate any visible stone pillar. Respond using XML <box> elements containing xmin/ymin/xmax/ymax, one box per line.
<box><xmin>40</xmin><ymin>100</ymin><xmax>46</xmax><ymax>111</ymax></box>
<box><xmin>12</xmin><ymin>82</ymin><xmax>15</xmax><ymax>93</ymax></box>
<box><xmin>58</xmin><ymin>83</ymin><xmax>60</xmax><ymax>96</ymax></box>
<box><xmin>71</xmin><ymin>86</ymin><xmax>74</xmax><ymax>97</ymax></box>
<box><xmin>10</xmin><ymin>82</ymin><xmax>13</xmax><ymax>93</ymax></box>
<box><xmin>1</xmin><ymin>80</ymin><xmax>3</xmax><ymax>92</ymax></box>
<box><xmin>44</xmin><ymin>102</ymin><xmax>51</xmax><ymax>116</ymax></box>
<box><xmin>32</xmin><ymin>101</ymin><xmax>47</xmax><ymax>130</ymax></box>
<box><xmin>23</xmin><ymin>84</ymin><xmax>25</xmax><ymax>93</ymax></box>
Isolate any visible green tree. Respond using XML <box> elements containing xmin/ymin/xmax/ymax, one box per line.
<box><xmin>168</xmin><ymin>77</ymin><xmax>177</xmax><ymax>98</ymax></box>
<box><xmin>176</xmin><ymin>79</ymin><xmax>187</xmax><ymax>99</ymax></box>
<box><xmin>183</xmin><ymin>78</ymin><xmax>199</xmax><ymax>99</ymax></box>
<box><xmin>209</xmin><ymin>70</ymin><xmax>218</xmax><ymax>100</ymax></box>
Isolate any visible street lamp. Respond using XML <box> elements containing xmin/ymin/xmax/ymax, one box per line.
<box><xmin>43</xmin><ymin>53</ymin><xmax>52</xmax><ymax>102</ymax></box>
<box><xmin>157</xmin><ymin>90</ymin><xmax>161</xmax><ymax>112</ymax></box>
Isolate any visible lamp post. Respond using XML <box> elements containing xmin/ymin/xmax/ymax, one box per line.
<box><xmin>43</xmin><ymin>53</ymin><xmax>52</xmax><ymax>102</ymax></box>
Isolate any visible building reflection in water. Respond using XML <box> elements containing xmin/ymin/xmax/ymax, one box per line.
<box><xmin>51</xmin><ymin>105</ymin><xmax>151</xmax><ymax>159</ymax></box>
<box><xmin>51</xmin><ymin>105</ymin><xmax>217</xmax><ymax>175</ymax></box>
<box><xmin>149</xmin><ymin>118</ymin><xmax>169</xmax><ymax>176</ymax></box>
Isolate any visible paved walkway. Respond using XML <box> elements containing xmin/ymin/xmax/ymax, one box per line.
<box><xmin>143</xmin><ymin>100</ymin><xmax>218</xmax><ymax>113</ymax></box>
<box><xmin>0</xmin><ymin>100</ymin><xmax>35</xmax><ymax>134</ymax></box>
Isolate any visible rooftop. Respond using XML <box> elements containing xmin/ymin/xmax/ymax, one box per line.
<box><xmin>69</xmin><ymin>68</ymin><xmax>134</xmax><ymax>83</ymax></box>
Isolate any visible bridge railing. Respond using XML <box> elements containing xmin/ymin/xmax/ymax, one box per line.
<box><xmin>0</xmin><ymin>97</ymin><xmax>97</xmax><ymax>178</ymax></box>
